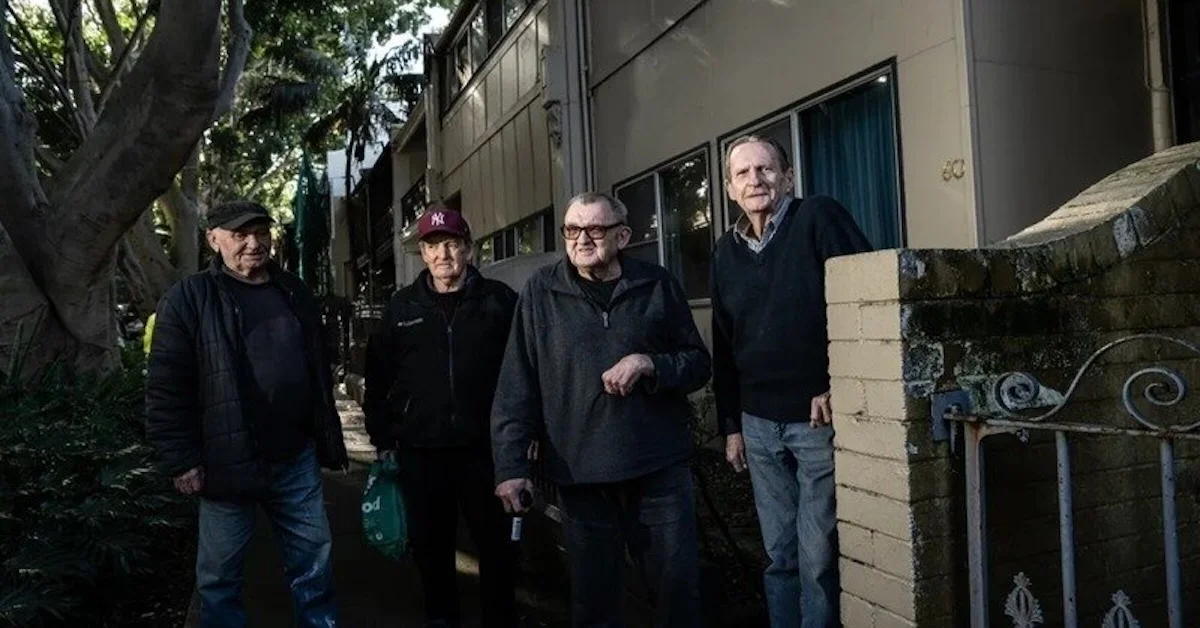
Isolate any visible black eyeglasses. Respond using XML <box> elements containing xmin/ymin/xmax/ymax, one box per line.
<box><xmin>561</xmin><ymin>222</ymin><xmax>626</xmax><ymax>241</ymax></box>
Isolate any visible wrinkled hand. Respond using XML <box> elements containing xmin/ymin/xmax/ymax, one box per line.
<box><xmin>725</xmin><ymin>433</ymin><xmax>747</xmax><ymax>473</ymax></box>
<box><xmin>376</xmin><ymin>449</ymin><xmax>395</xmax><ymax>463</ymax></box>
<box><xmin>810</xmin><ymin>390</ymin><xmax>832</xmax><ymax>427</ymax></box>
<box><xmin>495</xmin><ymin>478</ymin><xmax>535</xmax><ymax>514</ymax></box>
<box><xmin>601</xmin><ymin>354</ymin><xmax>655</xmax><ymax>397</ymax></box>
<box><xmin>173</xmin><ymin>466</ymin><xmax>204</xmax><ymax>496</ymax></box>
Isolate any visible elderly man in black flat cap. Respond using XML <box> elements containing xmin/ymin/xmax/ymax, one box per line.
<box><xmin>145</xmin><ymin>200</ymin><xmax>348</xmax><ymax>628</ymax></box>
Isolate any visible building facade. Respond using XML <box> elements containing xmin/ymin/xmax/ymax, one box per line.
<box><xmin>332</xmin><ymin>0</ymin><xmax>1197</xmax><ymax>322</ymax></box>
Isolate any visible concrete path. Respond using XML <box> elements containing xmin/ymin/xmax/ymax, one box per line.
<box><xmin>183</xmin><ymin>393</ymin><xmax>647</xmax><ymax>627</ymax></box>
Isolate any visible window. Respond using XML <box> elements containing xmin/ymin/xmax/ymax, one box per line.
<box><xmin>442</xmin><ymin>0</ymin><xmax>532</xmax><ymax>108</ymax></box>
<box><xmin>478</xmin><ymin>237</ymin><xmax>494</xmax><ymax>265</ymax></box>
<box><xmin>477</xmin><ymin>209</ymin><xmax>554</xmax><ymax>265</ymax></box>
<box><xmin>720</xmin><ymin>71</ymin><xmax>902</xmax><ymax>250</ymax></box>
<box><xmin>615</xmin><ymin>150</ymin><xmax>713</xmax><ymax>300</ymax></box>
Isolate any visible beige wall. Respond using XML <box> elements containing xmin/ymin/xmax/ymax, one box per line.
<box><xmin>439</xmin><ymin>1</ymin><xmax>555</xmax><ymax>239</ymax></box>
<box><xmin>968</xmin><ymin>0</ymin><xmax>1152</xmax><ymax>244</ymax></box>
<box><xmin>588</xmin><ymin>0</ymin><xmax>978</xmax><ymax>248</ymax></box>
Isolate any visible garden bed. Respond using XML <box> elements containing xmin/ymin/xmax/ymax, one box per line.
<box><xmin>0</xmin><ymin>353</ymin><xmax>197</xmax><ymax>627</ymax></box>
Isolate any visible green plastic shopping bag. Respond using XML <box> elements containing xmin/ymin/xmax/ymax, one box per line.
<box><xmin>361</xmin><ymin>456</ymin><xmax>408</xmax><ymax>560</ymax></box>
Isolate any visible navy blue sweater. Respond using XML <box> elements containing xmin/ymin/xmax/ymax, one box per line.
<box><xmin>710</xmin><ymin>196</ymin><xmax>873</xmax><ymax>434</ymax></box>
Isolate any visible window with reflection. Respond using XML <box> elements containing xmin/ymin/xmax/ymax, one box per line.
<box><xmin>614</xmin><ymin>176</ymin><xmax>659</xmax><ymax>267</ymax></box>
<box><xmin>660</xmin><ymin>153</ymin><xmax>712</xmax><ymax>299</ymax></box>
<box><xmin>614</xmin><ymin>150</ymin><xmax>713</xmax><ymax>299</ymax></box>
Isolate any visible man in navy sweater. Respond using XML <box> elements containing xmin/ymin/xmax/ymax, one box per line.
<box><xmin>710</xmin><ymin>136</ymin><xmax>872</xmax><ymax>628</ymax></box>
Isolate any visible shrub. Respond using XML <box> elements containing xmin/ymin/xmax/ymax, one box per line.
<box><xmin>0</xmin><ymin>349</ymin><xmax>194</xmax><ymax>626</ymax></box>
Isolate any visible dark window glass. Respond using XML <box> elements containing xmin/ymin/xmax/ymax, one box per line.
<box><xmin>542</xmin><ymin>209</ymin><xmax>556</xmax><ymax>252</ymax></box>
<box><xmin>469</xmin><ymin>9</ymin><xmax>487</xmax><ymax>72</ymax></box>
<box><xmin>516</xmin><ymin>217</ymin><xmax>540</xmax><ymax>255</ymax></box>
<box><xmin>486</xmin><ymin>0</ymin><xmax>504</xmax><ymax>46</ymax></box>
<box><xmin>454</xmin><ymin>36</ymin><xmax>471</xmax><ymax>90</ymax></box>
<box><xmin>659</xmin><ymin>153</ymin><xmax>712</xmax><ymax>299</ymax></box>
<box><xmin>615</xmin><ymin>175</ymin><xmax>658</xmax><ymax>247</ymax></box>
<box><xmin>504</xmin><ymin>0</ymin><xmax>526</xmax><ymax>29</ymax></box>
<box><xmin>478</xmin><ymin>237</ymin><xmax>494</xmax><ymax>265</ymax></box>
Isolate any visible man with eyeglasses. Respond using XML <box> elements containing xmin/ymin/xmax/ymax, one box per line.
<box><xmin>364</xmin><ymin>206</ymin><xmax>520</xmax><ymax>628</ymax></box>
<box><xmin>492</xmin><ymin>192</ymin><xmax>711</xmax><ymax>627</ymax></box>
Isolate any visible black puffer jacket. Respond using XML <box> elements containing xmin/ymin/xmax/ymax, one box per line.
<box><xmin>145</xmin><ymin>259</ymin><xmax>349</xmax><ymax>500</ymax></box>
<box><xmin>363</xmin><ymin>267</ymin><xmax>517</xmax><ymax>450</ymax></box>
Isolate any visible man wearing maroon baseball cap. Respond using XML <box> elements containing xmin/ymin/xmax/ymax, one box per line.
<box><xmin>416</xmin><ymin>205</ymin><xmax>472</xmax><ymax>241</ymax></box>
<box><xmin>365</xmin><ymin>203</ymin><xmax>521</xmax><ymax>627</ymax></box>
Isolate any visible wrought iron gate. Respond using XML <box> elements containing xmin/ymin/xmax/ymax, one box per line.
<box><xmin>931</xmin><ymin>334</ymin><xmax>1200</xmax><ymax>628</ymax></box>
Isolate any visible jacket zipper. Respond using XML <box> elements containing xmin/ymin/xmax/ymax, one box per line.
<box><xmin>444</xmin><ymin>307</ymin><xmax>459</xmax><ymax>426</ymax></box>
<box><xmin>602</xmin><ymin>310</ymin><xmax>609</xmax><ymax>329</ymax></box>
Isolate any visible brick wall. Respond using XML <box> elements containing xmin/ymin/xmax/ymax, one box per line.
<box><xmin>828</xmin><ymin>143</ymin><xmax>1200</xmax><ymax>627</ymax></box>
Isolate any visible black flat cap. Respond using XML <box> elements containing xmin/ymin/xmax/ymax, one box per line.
<box><xmin>206</xmin><ymin>201</ymin><xmax>275</xmax><ymax>230</ymax></box>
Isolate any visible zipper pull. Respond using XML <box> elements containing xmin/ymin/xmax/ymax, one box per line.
<box><xmin>602</xmin><ymin>311</ymin><xmax>609</xmax><ymax>329</ymax></box>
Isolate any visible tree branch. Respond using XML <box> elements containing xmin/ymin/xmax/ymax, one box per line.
<box><xmin>35</xmin><ymin>145</ymin><xmax>65</xmax><ymax>173</ymax></box>
<box><xmin>244</xmin><ymin>147</ymin><xmax>300</xmax><ymax>199</ymax></box>
<box><xmin>45</xmin><ymin>0</ymin><xmax>222</xmax><ymax>271</ymax></box>
<box><xmin>49</xmin><ymin>0</ymin><xmax>97</xmax><ymax>130</ymax></box>
<box><xmin>213</xmin><ymin>0</ymin><xmax>251</xmax><ymax>121</ymax></box>
<box><xmin>5</xmin><ymin>4</ymin><xmax>81</xmax><ymax>132</ymax></box>
<box><xmin>0</xmin><ymin>0</ymin><xmax>51</xmax><ymax>262</ymax></box>
<box><xmin>93</xmin><ymin>0</ymin><xmax>127</xmax><ymax>61</ymax></box>
<box><xmin>96</xmin><ymin>3</ymin><xmax>154</xmax><ymax>112</ymax></box>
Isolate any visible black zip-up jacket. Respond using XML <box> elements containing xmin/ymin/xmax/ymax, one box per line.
<box><xmin>711</xmin><ymin>195</ymin><xmax>873</xmax><ymax>435</ymax></box>
<box><xmin>145</xmin><ymin>259</ymin><xmax>349</xmax><ymax>500</ymax></box>
<box><xmin>491</xmin><ymin>256</ymin><xmax>712</xmax><ymax>485</ymax></box>
<box><xmin>363</xmin><ymin>267</ymin><xmax>518</xmax><ymax>450</ymax></box>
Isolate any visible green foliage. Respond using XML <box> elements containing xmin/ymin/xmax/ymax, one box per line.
<box><xmin>0</xmin><ymin>350</ymin><xmax>193</xmax><ymax>627</ymax></box>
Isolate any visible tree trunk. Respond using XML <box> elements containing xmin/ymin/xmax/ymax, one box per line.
<box><xmin>160</xmin><ymin>181</ymin><xmax>202</xmax><ymax>276</ymax></box>
<box><xmin>118</xmin><ymin>209</ymin><xmax>177</xmax><ymax>316</ymax></box>
<box><xmin>0</xmin><ymin>0</ymin><xmax>225</xmax><ymax>376</ymax></box>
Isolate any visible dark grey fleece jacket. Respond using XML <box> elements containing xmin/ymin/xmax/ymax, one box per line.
<box><xmin>491</xmin><ymin>256</ymin><xmax>711</xmax><ymax>485</ymax></box>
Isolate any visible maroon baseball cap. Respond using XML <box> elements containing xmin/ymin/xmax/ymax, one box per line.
<box><xmin>417</xmin><ymin>206</ymin><xmax>471</xmax><ymax>241</ymax></box>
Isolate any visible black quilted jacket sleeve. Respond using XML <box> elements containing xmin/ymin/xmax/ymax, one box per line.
<box><xmin>145</xmin><ymin>285</ymin><xmax>203</xmax><ymax>478</ymax></box>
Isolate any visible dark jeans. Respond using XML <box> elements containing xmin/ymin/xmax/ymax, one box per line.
<box><xmin>557</xmin><ymin>463</ymin><xmax>700</xmax><ymax>628</ymax></box>
<box><xmin>743</xmin><ymin>413</ymin><xmax>840</xmax><ymax>628</ymax></box>
<box><xmin>195</xmin><ymin>443</ymin><xmax>337</xmax><ymax>628</ymax></box>
<box><xmin>398</xmin><ymin>446</ymin><xmax>518</xmax><ymax>628</ymax></box>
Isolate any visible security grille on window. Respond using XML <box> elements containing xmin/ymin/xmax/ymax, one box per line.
<box><xmin>615</xmin><ymin>150</ymin><xmax>713</xmax><ymax>300</ymax></box>
<box><xmin>720</xmin><ymin>70</ymin><xmax>903</xmax><ymax>250</ymax></box>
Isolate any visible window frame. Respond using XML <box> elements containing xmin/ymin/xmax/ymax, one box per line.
<box><xmin>716</xmin><ymin>60</ymin><xmax>906</xmax><ymax>245</ymax></box>
<box><xmin>440</xmin><ymin>0</ymin><xmax>536</xmax><ymax>113</ymax></box>
<box><xmin>612</xmin><ymin>144</ymin><xmax>713</xmax><ymax>304</ymax></box>
<box><xmin>474</xmin><ymin>208</ymin><xmax>556</xmax><ymax>268</ymax></box>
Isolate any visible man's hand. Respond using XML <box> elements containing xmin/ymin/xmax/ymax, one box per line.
<box><xmin>495</xmin><ymin>478</ymin><xmax>535</xmax><ymax>514</ymax></box>
<box><xmin>725</xmin><ymin>433</ymin><xmax>747</xmax><ymax>473</ymax></box>
<box><xmin>601</xmin><ymin>354</ymin><xmax>655</xmax><ymax>396</ymax></box>
<box><xmin>376</xmin><ymin>449</ymin><xmax>395</xmax><ymax>462</ymax></box>
<box><xmin>173</xmin><ymin>466</ymin><xmax>204</xmax><ymax>496</ymax></box>
<box><xmin>810</xmin><ymin>390</ymin><xmax>833</xmax><ymax>427</ymax></box>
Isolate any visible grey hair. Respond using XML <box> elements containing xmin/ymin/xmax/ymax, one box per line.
<box><xmin>565</xmin><ymin>191</ymin><xmax>628</xmax><ymax>223</ymax></box>
<box><xmin>723</xmin><ymin>134</ymin><xmax>792</xmax><ymax>181</ymax></box>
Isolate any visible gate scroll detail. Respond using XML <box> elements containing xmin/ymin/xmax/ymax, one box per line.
<box><xmin>932</xmin><ymin>334</ymin><xmax>1200</xmax><ymax>628</ymax></box>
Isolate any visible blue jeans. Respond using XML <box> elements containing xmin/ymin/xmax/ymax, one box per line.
<box><xmin>196</xmin><ymin>443</ymin><xmax>338</xmax><ymax>627</ymax></box>
<box><xmin>743</xmin><ymin>413</ymin><xmax>839</xmax><ymax>628</ymax></box>
<box><xmin>558</xmin><ymin>463</ymin><xmax>700</xmax><ymax>628</ymax></box>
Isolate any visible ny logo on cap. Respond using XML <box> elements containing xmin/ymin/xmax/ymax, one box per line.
<box><xmin>431</xmin><ymin>212</ymin><xmax>445</xmax><ymax>226</ymax></box>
